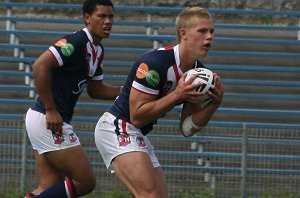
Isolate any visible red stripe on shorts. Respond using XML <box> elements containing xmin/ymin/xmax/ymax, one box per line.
<box><xmin>122</xmin><ymin>120</ymin><xmax>127</xmax><ymax>134</ymax></box>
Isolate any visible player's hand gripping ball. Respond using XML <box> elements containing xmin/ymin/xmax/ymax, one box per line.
<box><xmin>185</xmin><ymin>68</ymin><xmax>215</xmax><ymax>104</ymax></box>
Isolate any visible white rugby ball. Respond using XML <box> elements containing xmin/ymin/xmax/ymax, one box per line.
<box><xmin>185</xmin><ymin>68</ymin><xmax>215</xmax><ymax>104</ymax></box>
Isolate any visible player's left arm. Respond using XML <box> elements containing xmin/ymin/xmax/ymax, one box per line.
<box><xmin>180</xmin><ymin>74</ymin><xmax>224</xmax><ymax>136</ymax></box>
<box><xmin>86</xmin><ymin>80</ymin><xmax>121</xmax><ymax>100</ymax></box>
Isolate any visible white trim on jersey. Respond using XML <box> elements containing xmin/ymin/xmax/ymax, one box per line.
<box><xmin>173</xmin><ymin>44</ymin><xmax>181</xmax><ymax>67</ymax></box>
<box><xmin>49</xmin><ymin>46</ymin><xmax>63</xmax><ymax>66</ymax></box>
<box><xmin>132</xmin><ymin>81</ymin><xmax>159</xmax><ymax>95</ymax></box>
<box><xmin>83</xmin><ymin>28</ymin><xmax>93</xmax><ymax>43</ymax></box>
<box><xmin>92</xmin><ymin>74</ymin><xmax>104</xmax><ymax>81</ymax></box>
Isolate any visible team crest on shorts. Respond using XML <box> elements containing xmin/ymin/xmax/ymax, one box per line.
<box><xmin>118</xmin><ymin>134</ymin><xmax>131</xmax><ymax>147</ymax></box>
<box><xmin>69</xmin><ymin>133</ymin><xmax>78</xmax><ymax>143</ymax></box>
<box><xmin>136</xmin><ymin>136</ymin><xmax>146</xmax><ymax>147</ymax></box>
<box><xmin>52</xmin><ymin>134</ymin><xmax>64</xmax><ymax>145</ymax></box>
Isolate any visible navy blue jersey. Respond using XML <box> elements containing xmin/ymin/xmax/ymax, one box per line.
<box><xmin>109</xmin><ymin>44</ymin><xmax>205</xmax><ymax>135</ymax></box>
<box><xmin>32</xmin><ymin>28</ymin><xmax>104</xmax><ymax>123</ymax></box>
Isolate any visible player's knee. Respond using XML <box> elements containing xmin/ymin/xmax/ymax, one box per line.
<box><xmin>136</xmin><ymin>190</ymin><xmax>161</xmax><ymax>198</ymax></box>
<box><xmin>89</xmin><ymin>175</ymin><xmax>96</xmax><ymax>191</ymax></box>
<box><xmin>74</xmin><ymin>174</ymin><xmax>96</xmax><ymax>195</ymax></box>
<box><xmin>83</xmin><ymin>174</ymin><xmax>96</xmax><ymax>193</ymax></box>
<box><xmin>135</xmin><ymin>183</ymin><xmax>161</xmax><ymax>198</ymax></box>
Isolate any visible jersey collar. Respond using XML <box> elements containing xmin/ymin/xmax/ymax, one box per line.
<box><xmin>83</xmin><ymin>28</ymin><xmax>94</xmax><ymax>44</ymax></box>
<box><xmin>174</xmin><ymin>44</ymin><xmax>198</xmax><ymax>73</ymax></box>
<box><xmin>173</xmin><ymin>44</ymin><xmax>180</xmax><ymax>68</ymax></box>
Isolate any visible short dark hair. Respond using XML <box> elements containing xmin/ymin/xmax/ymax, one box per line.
<box><xmin>82</xmin><ymin>0</ymin><xmax>114</xmax><ymax>15</ymax></box>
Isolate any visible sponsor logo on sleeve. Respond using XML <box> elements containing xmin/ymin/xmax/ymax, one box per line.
<box><xmin>54</xmin><ymin>39</ymin><xmax>74</xmax><ymax>57</ymax></box>
<box><xmin>136</xmin><ymin>63</ymin><xmax>160</xmax><ymax>87</ymax></box>
<box><xmin>55</xmin><ymin>39</ymin><xmax>67</xmax><ymax>47</ymax></box>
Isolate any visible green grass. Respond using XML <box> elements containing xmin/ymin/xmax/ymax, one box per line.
<box><xmin>2</xmin><ymin>187</ymin><xmax>300</xmax><ymax>198</ymax></box>
<box><xmin>178</xmin><ymin>188</ymin><xmax>215</xmax><ymax>198</ymax></box>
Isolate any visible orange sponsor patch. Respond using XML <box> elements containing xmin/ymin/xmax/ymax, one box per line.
<box><xmin>136</xmin><ymin>63</ymin><xmax>149</xmax><ymax>79</ymax></box>
<box><xmin>55</xmin><ymin>39</ymin><xmax>67</xmax><ymax>47</ymax></box>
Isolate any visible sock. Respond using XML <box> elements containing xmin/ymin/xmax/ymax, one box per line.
<box><xmin>33</xmin><ymin>178</ymin><xmax>77</xmax><ymax>198</ymax></box>
<box><xmin>24</xmin><ymin>192</ymin><xmax>35</xmax><ymax>198</ymax></box>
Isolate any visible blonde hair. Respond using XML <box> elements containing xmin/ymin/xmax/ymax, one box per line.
<box><xmin>175</xmin><ymin>7</ymin><xmax>212</xmax><ymax>42</ymax></box>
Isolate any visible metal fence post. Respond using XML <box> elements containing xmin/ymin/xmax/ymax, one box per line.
<box><xmin>20</xmin><ymin>117</ymin><xmax>28</xmax><ymax>193</ymax></box>
<box><xmin>241</xmin><ymin>123</ymin><xmax>248</xmax><ymax>198</ymax></box>
<box><xmin>298</xmin><ymin>18</ymin><xmax>300</xmax><ymax>40</ymax></box>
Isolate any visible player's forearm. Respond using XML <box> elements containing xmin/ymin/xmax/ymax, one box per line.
<box><xmin>190</xmin><ymin>102</ymin><xmax>219</xmax><ymax>127</ymax></box>
<box><xmin>87</xmin><ymin>83</ymin><xmax>120</xmax><ymax>100</ymax></box>
<box><xmin>98</xmin><ymin>85</ymin><xmax>121</xmax><ymax>100</ymax></box>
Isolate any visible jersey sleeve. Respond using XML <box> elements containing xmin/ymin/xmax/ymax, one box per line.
<box><xmin>48</xmin><ymin>35</ymin><xmax>79</xmax><ymax>67</ymax></box>
<box><xmin>132</xmin><ymin>58</ymin><xmax>164</xmax><ymax>96</ymax></box>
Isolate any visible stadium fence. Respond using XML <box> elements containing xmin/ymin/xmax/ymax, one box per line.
<box><xmin>0</xmin><ymin>2</ymin><xmax>300</xmax><ymax>198</ymax></box>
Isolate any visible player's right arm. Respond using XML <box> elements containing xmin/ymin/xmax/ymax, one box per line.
<box><xmin>129</xmin><ymin>73</ymin><xmax>201</xmax><ymax>128</ymax></box>
<box><xmin>33</xmin><ymin>50</ymin><xmax>63</xmax><ymax>134</ymax></box>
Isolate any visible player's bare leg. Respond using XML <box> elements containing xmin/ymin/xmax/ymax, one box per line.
<box><xmin>112</xmin><ymin>151</ymin><xmax>168</xmax><ymax>198</ymax></box>
<box><xmin>28</xmin><ymin>145</ymin><xmax>96</xmax><ymax>197</ymax></box>
<box><xmin>43</xmin><ymin>145</ymin><xmax>96</xmax><ymax>196</ymax></box>
<box><xmin>153</xmin><ymin>167</ymin><xmax>168</xmax><ymax>197</ymax></box>
<box><xmin>31</xmin><ymin>150</ymin><xmax>65</xmax><ymax>195</ymax></box>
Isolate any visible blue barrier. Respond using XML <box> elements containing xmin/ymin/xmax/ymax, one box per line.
<box><xmin>0</xmin><ymin>85</ymin><xmax>34</xmax><ymax>90</ymax></box>
<box><xmin>2</xmin><ymin>44</ymin><xmax>300</xmax><ymax>64</ymax></box>
<box><xmin>1</xmin><ymin>30</ymin><xmax>300</xmax><ymax>46</ymax></box>
<box><xmin>0</xmin><ymin>113</ymin><xmax>299</xmax><ymax>129</ymax></box>
<box><xmin>1</xmin><ymin>126</ymin><xmax>300</xmax><ymax>145</ymax></box>
<box><xmin>147</xmin><ymin>134</ymin><xmax>300</xmax><ymax>145</ymax></box>
<box><xmin>0</xmin><ymin>56</ymin><xmax>36</xmax><ymax>63</ymax></box>
<box><xmin>1</xmin><ymin>157</ymin><xmax>299</xmax><ymax>175</ymax></box>
<box><xmin>1</xmin><ymin>143</ymin><xmax>300</xmax><ymax>162</ymax></box>
<box><xmin>0</xmin><ymin>43</ymin><xmax>48</xmax><ymax>50</ymax></box>
<box><xmin>0</xmin><ymin>76</ymin><xmax>299</xmax><ymax>88</ymax></box>
<box><xmin>1</xmin><ymin>141</ymin><xmax>300</xmax><ymax>176</ymax></box>
<box><xmin>1</xmin><ymin>16</ymin><xmax>300</xmax><ymax>31</ymax></box>
<box><xmin>0</xmin><ymin>83</ymin><xmax>299</xmax><ymax>101</ymax></box>
<box><xmin>0</xmin><ymin>99</ymin><xmax>300</xmax><ymax>116</ymax></box>
<box><xmin>0</xmin><ymin>71</ymin><xmax>32</xmax><ymax>77</ymax></box>
<box><xmin>224</xmin><ymin>93</ymin><xmax>300</xmax><ymax>100</ymax></box>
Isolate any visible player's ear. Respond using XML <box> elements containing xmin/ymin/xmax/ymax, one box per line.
<box><xmin>83</xmin><ymin>13</ymin><xmax>90</xmax><ymax>25</ymax></box>
<box><xmin>180</xmin><ymin>28</ymin><xmax>188</xmax><ymax>41</ymax></box>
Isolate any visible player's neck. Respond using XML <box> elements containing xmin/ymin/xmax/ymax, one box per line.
<box><xmin>179</xmin><ymin>44</ymin><xmax>197</xmax><ymax>72</ymax></box>
<box><xmin>179</xmin><ymin>56</ymin><xmax>197</xmax><ymax>72</ymax></box>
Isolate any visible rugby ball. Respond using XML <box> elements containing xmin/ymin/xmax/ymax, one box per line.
<box><xmin>185</xmin><ymin>68</ymin><xmax>215</xmax><ymax>104</ymax></box>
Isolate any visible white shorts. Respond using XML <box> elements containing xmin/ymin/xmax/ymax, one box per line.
<box><xmin>95</xmin><ymin>112</ymin><xmax>160</xmax><ymax>173</ymax></box>
<box><xmin>25</xmin><ymin>108</ymin><xmax>81</xmax><ymax>154</ymax></box>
